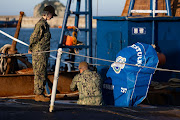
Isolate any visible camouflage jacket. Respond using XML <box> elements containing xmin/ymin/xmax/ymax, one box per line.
<box><xmin>29</xmin><ymin>17</ymin><xmax>51</xmax><ymax>52</ymax></box>
<box><xmin>70</xmin><ymin>70</ymin><xmax>103</xmax><ymax>105</ymax></box>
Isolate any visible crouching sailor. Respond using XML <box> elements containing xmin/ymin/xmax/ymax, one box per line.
<box><xmin>70</xmin><ymin>62</ymin><xmax>104</xmax><ymax>105</ymax></box>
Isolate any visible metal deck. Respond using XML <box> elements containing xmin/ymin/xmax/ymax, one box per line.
<box><xmin>0</xmin><ymin>99</ymin><xmax>180</xmax><ymax>120</ymax></box>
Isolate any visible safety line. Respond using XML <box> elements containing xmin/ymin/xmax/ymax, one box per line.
<box><xmin>61</xmin><ymin>51</ymin><xmax>180</xmax><ymax>73</ymax></box>
<box><xmin>60</xmin><ymin>60</ymin><xmax>109</xmax><ymax>66</ymax></box>
<box><xmin>1</xmin><ymin>49</ymin><xmax>180</xmax><ymax>73</ymax></box>
<box><xmin>0</xmin><ymin>30</ymin><xmax>180</xmax><ymax>73</ymax></box>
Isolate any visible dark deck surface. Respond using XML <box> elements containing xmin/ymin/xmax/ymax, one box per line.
<box><xmin>0</xmin><ymin>99</ymin><xmax>180</xmax><ymax>120</ymax></box>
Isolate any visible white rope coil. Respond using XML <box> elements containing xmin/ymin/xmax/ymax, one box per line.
<box><xmin>0</xmin><ymin>44</ymin><xmax>11</xmax><ymax>74</ymax></box>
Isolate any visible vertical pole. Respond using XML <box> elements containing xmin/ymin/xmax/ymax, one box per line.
<box><xmin>128</xmin><ymin>0</ymin><xmax>135</xmax><ymax>16</ymax></box>
<box><xmin>87</xmin><ymin>0</ymin><xmax>92</xmax><ymax>63</ymax></box>
<box><xmin>165</xmin><ymin>0</ymin><xmax>172</xmax><ymax>16</ymax></box>
<box><xmin>6</xmin><ymin>11</ymin><xmax>24</xmax><ymax>74</ymax></box>
<box><xmin>85</xmin><ymin>0</ymin><xmax>88</xmax><ymax>61</ymax></box>
<box><xmin>10</xmin><ymin>11</ymin><xmax>24</xmax><ymax>51</ymax></box>
<box><xmin>58</xmin><ymin>0</ymin><xmax>72</xmax><ymax>48</ymax></box>
<box><xmin>152</xmin><ymin>0</ymin><xmax>156</xmax><ymax>44</ymax></box>
<box><xmin>96</xmin><ymin>0</ymin><xmax>98</xmax><ymax>16</ymax></box>
<box><xmin>75</xmin><ymin>0</ymin><xmax>81</xmax><ymax>27</ymax></box>
<box><xmin>150</xmin><ymin>0</ymin><xmax>153</xmax><ymax>16</ymax></box>
<box><xmin>49</xmin><ymin>48</ymin><xmax>62</xmax><ymax>112</ymax></box>
<box><xmin>152</xmin><ymin>21</ymin><xmax>155</xmax><ymax>45</ymax></box>
<box><xmin>152</xmin><ymin>0</ymin><xmax>156</xmax><ymax>17</ymax></box>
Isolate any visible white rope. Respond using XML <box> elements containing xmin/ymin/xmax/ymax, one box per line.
<box><xmin>0</xmin><ymin>30</ymin><xmax>29</xmax><ymax>46</ymax></box>
<box><xmin>60</xmin><ymin>60</ymin><xmax>109</xmax><ymax>67</ymax></box>
<box><xmin>2</xmin><ymin>49</ymin><xmax>180</xmax><ymax>73</ymax></box>
<box><xmin>0</xmin><ymin>30</ymin><xmax>180</xmax><ymax>73</ymax></box>
<box><xmin>61</xmin><ymin>51</ymin><xmax>180</xmax><ymax>73</ymax></box>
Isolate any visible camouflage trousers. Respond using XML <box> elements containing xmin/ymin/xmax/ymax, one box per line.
<box><xmin>32</xmin><ymin>52</ymin><xmax>49</xmax><ymax>95</ymax></box>
<box><xmin>78</xmin><ymin>96</ymin><xmax>103</xmax><ymax>105</ymax></box>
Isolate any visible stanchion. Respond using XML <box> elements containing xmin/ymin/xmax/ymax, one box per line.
<box><xmin>49</xmin><ymin>48</ymin><xmax>62</xmax><ymax>112</ymax></box>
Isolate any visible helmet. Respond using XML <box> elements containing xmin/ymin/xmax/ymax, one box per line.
<box><xmin>43</xmin><ymin>5</ymin><xmax>57</xmax><ymax>16</ymax></box>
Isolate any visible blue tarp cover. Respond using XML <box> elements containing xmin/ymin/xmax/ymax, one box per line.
<box><xmin>104</xmin><ymin>42</ymin><xmax>158</xmax><ymax>107</ymax></box>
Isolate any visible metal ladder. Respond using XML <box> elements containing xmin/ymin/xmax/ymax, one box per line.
<box><xmin>128</xmin><ymin>0</ymin><xmax>172</xmax><ymax>17</ymax></box>
<box><xmin>127</xmin><ymin>0</ymin><xmax>172</xmax><ymax>45</ymax></box>
<box><xmin>58</xmin><ymin>0</ymin><xmax>92</xmax><ymax>64</ymax></box>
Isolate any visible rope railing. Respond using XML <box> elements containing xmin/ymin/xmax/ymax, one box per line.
<box><xmin>62</xmin><ymin>51</ymin><xmax>180</xmax><ymax>73</ymax></box>
<box><xmin>0</xmin><ymin>29</ymin><xmax>180</xmax><ymax>73</ymax></box>
<box><xmin>1</xmin><ymin>48</ymin><xmax>180</xmax><ymax>73</ymax></box>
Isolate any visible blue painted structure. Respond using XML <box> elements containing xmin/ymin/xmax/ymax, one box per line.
<box><xmin>94</xmin><ymin>16</ymin><xmax>180</xmax><ymax>82</ymax></box>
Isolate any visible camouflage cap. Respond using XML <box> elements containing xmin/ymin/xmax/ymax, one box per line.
<box><xmin>43</xmin><ymin>5</ymin><xmax>57</xmax><ymax>16</ymax></box>
<box><xmin>79</xmin><ymin>61</ymin><xmax>88</xmax><ymax>69</ymax></box>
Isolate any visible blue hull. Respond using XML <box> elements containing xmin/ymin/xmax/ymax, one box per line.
<box><xmin>0</xmin><ymin>20</ymin><xmax>18</xmax><ymax>27</ymax></box>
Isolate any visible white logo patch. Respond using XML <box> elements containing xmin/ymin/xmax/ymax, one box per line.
<box><xmin>111</xmin><ymin>56</ymin><xmax>126</xmax><ymax>74</ymax></box>
<box><xmin>121</xmin><ymin>87</ymin><xmax>127</xmax><ymax>93</ymax></box>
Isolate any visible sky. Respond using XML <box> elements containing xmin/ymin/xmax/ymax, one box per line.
<box><xmin>0</xmin><ymin>0</ymin><xmax>126</xmax><ymax>17</ymax></box>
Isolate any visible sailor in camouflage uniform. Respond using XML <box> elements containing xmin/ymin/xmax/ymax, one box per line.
<box><xmin>70</xmin><ymin>62</ymin><xmax>103</xmax><ymax>105</ymax></box>
<box><xmin>28</xmin><ymin>5</ymin><xmax>57</xmax><ymax>102</ymax></box>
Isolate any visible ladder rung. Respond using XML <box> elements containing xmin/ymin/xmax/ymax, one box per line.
<box><xmin>78</xmin><ymin>28</ymin><xmax>89</xmax><ymax>31</ymax></box>
<box><xmin>155</xmin><ymin>10</ymin><xmax>168</xmax><ymax>13</ymax></box>
<box><xmin>64</xmin><ymin>28</ymin><xmax>89</xmax><ymax>32</ymax></box>
<box><xmin>131</xmin><ymin>10</ymin><xmax>168</xmax><ymax>14</ymax></box>
<box><xmin>64</xmin><ymin>28</ymin><xmax>90</xmax><ymax>32</ymax></box>
<box><xmin>61</xmin><ymin>45</ymin><xmax>89</xmax><ymax>49</ymax></box>
<box><xmin>70</xmin><ymin>11</ymin><xmax>89</xmax><ymax>15</ymax></box>
<box><xmin>131</xmin><ymin>10</ymin><xmax>152</xmax><ymax>13</ymax></box>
